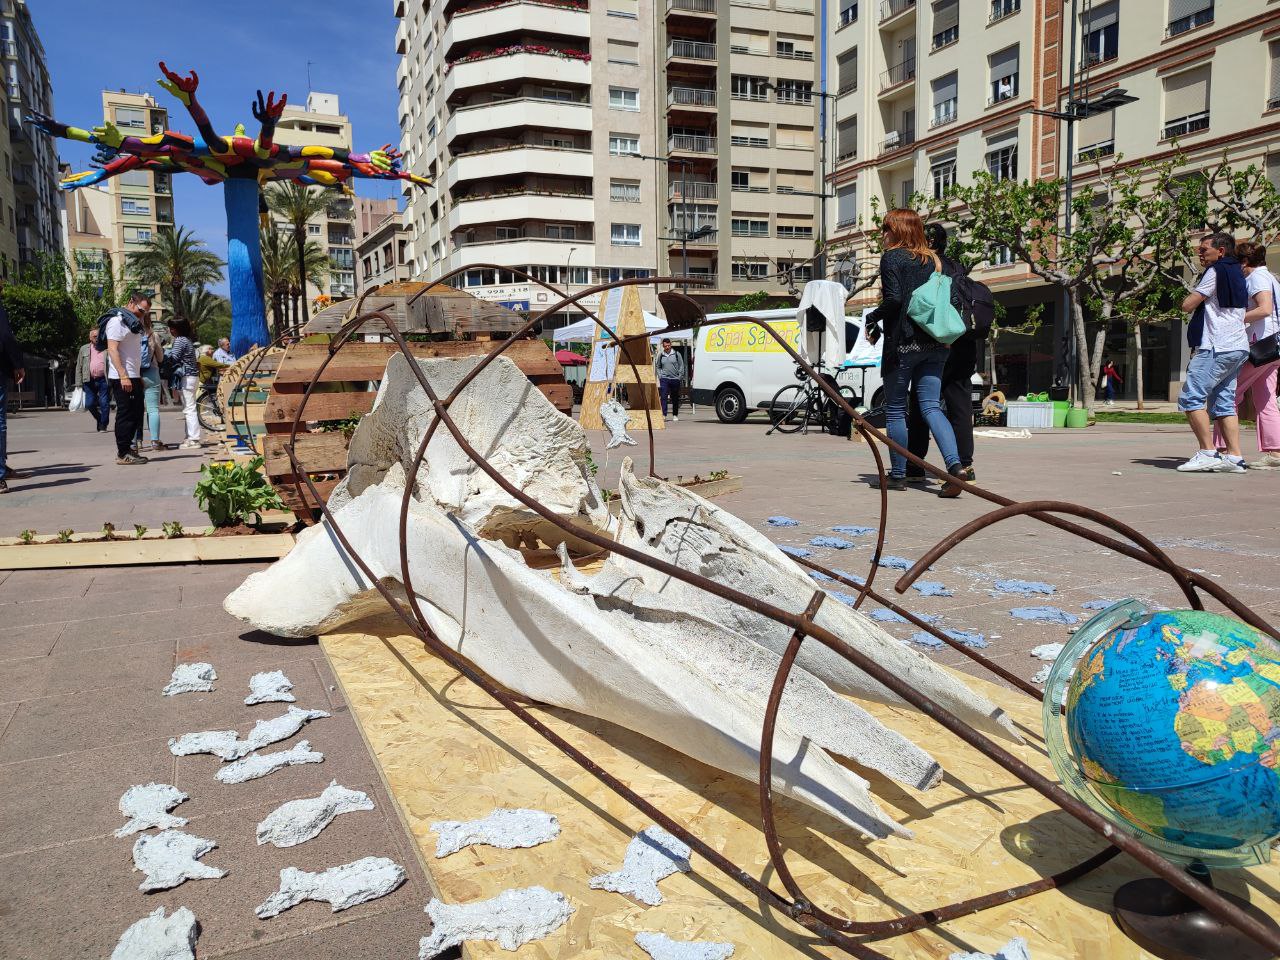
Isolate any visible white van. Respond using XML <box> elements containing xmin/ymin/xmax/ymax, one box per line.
<box><xmin>690</xmin><ymin>308</ymin><xmax>884</xmax><ymax>423</ymax></box>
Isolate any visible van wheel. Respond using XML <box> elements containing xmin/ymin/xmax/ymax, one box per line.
<box><xmin>715</xmin><ymin>386</ymin><xmax>747</xmax><ymax>424</ymax></box>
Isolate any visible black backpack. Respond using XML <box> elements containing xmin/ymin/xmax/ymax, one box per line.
<box><xmin>950</xmin><ymin>271</ymin><xmax>996</xmax><ymax>340</ymax></box>
<box><xmin>93</xmin><ymin>308</ymin><xmax>133</xmax><ymax>352</ymax></box>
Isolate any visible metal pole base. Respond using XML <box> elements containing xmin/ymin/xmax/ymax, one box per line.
<box><xmin>1114</xmin><ymin>868</ymin><xmax>1280</xmax><ymax>960</ymax></box>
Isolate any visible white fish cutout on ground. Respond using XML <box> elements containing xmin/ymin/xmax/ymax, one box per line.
<box><xmin>245</xmin><ymin>670</ymin><xmax>296</xmax><ymax>704</ymax></box>
<box><xmin>950</xmin><ymin>937</ymin><xmax>1032</xmax><ymax>960</ymax></box>
<box><xmin>432</xmin><ymin>808</ymin><xmax>560</xmax><ymax>858</ymax></box>
<box><xmin>257</xmin><ymin>781</ymin><xmax>374</xmax><ymax>848</ymax></box>
<box><xmin>589</xmin><ymin>825</ymin><xmax>691</xmax><ymax>906</ymax></box>
<box><xmin>168</xmin><ymin>706</ymin><xmax>329</xmax><ymax>761</ymax></box>
<box><xmin>162</xmin><ymin>662</ymin><xmax>215</xmax><ymax>696</ymax></box>
<box><xmin>255</xmin><ymin>856</ymin><xmax>405</xmax><ymax>919</ymax></box>
<box><xmin>600</xmin><ymin>395</ymin><xmax>637</xmax><ymax>449</ymax></box>
<box><xmin>115</xmin><ymin>783</ymin><xmax>190</xmax><ymax>838</ymax></box>
<box><xmin>418</xmin><ymin>886</ymin><xmax>575</xmax><ymax>959</ymax></box>
<box><xmin>225</xmin><ymin>353</ymin><xmax>1020</xmax><ymax>840</ymax></box>
<box><xmin>636</xmin><ymin>931</ymin><xmax>735</xmax><ymax>960</ymax></box>
<box><xmin>110</xmin><ymin>906</ymin><xmax>198</xmax><ymax>960</ymax></box>
<box><xmin>131</xmin><ymin>831</ymin><xmax>225</xmax><ymax>891</ymax></box>
<box><xmin>216</xmin><ymin>740</ymin><xmax>324</xmax><ymax>784</ymax></box>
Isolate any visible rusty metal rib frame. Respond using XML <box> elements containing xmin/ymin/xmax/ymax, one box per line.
<box><xmin>251</xmin><ymin>271</ymin><xmax>1280</xmax><ymax>958</ymax></box>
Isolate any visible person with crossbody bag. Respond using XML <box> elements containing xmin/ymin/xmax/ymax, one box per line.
<box><xmin>863</xmin><ymin>209</ymin><xmax>966</xmax><ymax>497</ymax></box>
<box><xmin>1213</xmin><ymin>241</ymin><xmax>1280</xmax><ymax>468</ymax></box>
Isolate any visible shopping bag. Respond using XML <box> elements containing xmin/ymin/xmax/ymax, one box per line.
<box><xmin>67</xmin><ymin>386</ymin><xmax>86</xmax><ymax>412</ymax></box>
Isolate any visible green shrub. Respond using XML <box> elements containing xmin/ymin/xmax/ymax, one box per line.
<box><xmin>1</xmin><ymin>285</ymin><xmax>79</xmax><ymax>360</ymax></box>
<box><xmin>194</xmin><ymin>456</ymin><xmax>284</xmax><ymax>527</ymax></box>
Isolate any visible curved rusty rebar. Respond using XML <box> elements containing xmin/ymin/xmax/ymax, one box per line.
<box><xmin>271</xmin><ymin>280</ymin><xmax>1280</xmax><ymax>958</ymax></box>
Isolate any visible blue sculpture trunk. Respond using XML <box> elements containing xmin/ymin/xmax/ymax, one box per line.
<box><xmin>224</xmin><ymin>178</ymin><xmax>270</xmax><ymax>357</ymax></box>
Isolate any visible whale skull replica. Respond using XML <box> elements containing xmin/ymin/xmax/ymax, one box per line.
<box><xmin>225</xmin><ymin>354</ymin><xmax>1019</xmax><ymax>840</ymax></box>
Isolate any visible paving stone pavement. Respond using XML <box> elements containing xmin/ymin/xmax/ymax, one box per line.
<box><xmin>1</xmin><ymin>405</ymin><xmax>1277</xmax><ymax>959</ymax></box>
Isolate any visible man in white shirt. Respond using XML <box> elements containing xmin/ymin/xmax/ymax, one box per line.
<box><xmin>212</xmin><ymin>338</ymin><xmax>235</xmax><ymax>365</ymax></box>
<box><xmin>105</xmin><ymin>292</ymin><xmax>152</xmax><ymax>465</ymax></box>
<box><xmin>1176</xmin><ymin>233</ymin><xmax>1250</xmax><ymax>473</ymax></box>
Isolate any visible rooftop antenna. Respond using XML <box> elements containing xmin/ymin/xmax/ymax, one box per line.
<box><xmin>306</xmin><ymin>60</ymin><xmax>314</xmax><ymax>96</ymax></box>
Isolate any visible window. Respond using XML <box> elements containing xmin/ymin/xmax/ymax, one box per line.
<box><xmin>611</xmin><ymin>223</ymin><xmax>641</xmax><ymax>246</ymax></box>
<box><xmin>836</xmin><ymin>117</ymin><xmax>857</xmax><ymax>160</ymax></box>
<box><xmin>776</xmin><ymin>124</ymin><xmax>813</xmax><ymax>149</ymax></box>
<box><xmin>608</xmin><ymin>0</ymin><xmax>638</xmax><ymax>16</ymax></box>
<box><xmin>118</xmin><ymin>170</ymin><xmax>150</xmax><ymax>187</ymax></box>
<box><xmin>732</xmin><ymin>260</ymin><xmax>770</xmax><ymax>280</ymax></box>
<box><xmin>1168</xmin><ymin>0</ymin><xmax>1213</xmax><ymax>36</ymax></box>
<box><xmin>731</xmin><ymin>75</ymin><xmax>770</xmax><ymax>102</ymax></box>
<box><xmin>731</xmin><ymin>218</ymin><xmax>769</xmax><ymax>237</ymax></box>
<box><xmin>989</xmin><ymin>244</ymin><xmax>1014</xmax><ymax>266</ymax></box>
<box><xmin>730</xmin><ymin>27</ymin><xmax>767</xmax><ymax>55</ymax></box>
<box><xmin>931</xmin><ymin>72</ymin><xmax>958</xmax><ymax>128</ymax></box>
<box><xmin>839</xmin><ymin>0</ymin><xmax>858</xmax><ymax>27</ymax></box>
<box><xmin>607</xmin><ymin>39</ymin><xmax>639</xmax><ymax>64</ymax></box>
<box><xmin>731</xmin><ymin>170</ymin><xmax>752</xmax><ymax>191</ymax></box>
<box><xmin>546</xmin><ymin>224</ymin><xmax>577</xmax><ymax>240</ymax></box>
<box><xmin>1082</xmin><ymin>1</ymin><xmax>1118</xmax><ymax>66</ymax></box>
<box><xmin>776</xmin><ymin>223</ymin><xmax>813</xmax><ymax>239</ymax></box>
<box><xmin>986</xmin><ymin>140</ymin><xmax>1018</xmax><ymax>181</ymax></box>
<box><xmin>776</xmin><ymin>37</ymin><xmax>813</xmax><ymax>60</ymax></box>
<box><xmin>989</xmin><ymin>46</ymin><xmax>1019</xmax><ymax>104</ymax></box>
<box><xmin>544</xmin><ymin>135</ymin><xmax>575</xmax><ymax>149</ymax></box>
<box><xmin>115</xmin><ymin>107</ymin><xmax>146</xmax><ymax>129</ymax></box>
<box><xmin>609</xmin><ymin>134</ymin><xmax>640</xmax><ymax>156</ymax></box>
<box><xmin>121</xmin><ymin>198</ymin><xmax>151</xmax><ymax>216</ymax></box>
<box><xmin>836</xmin><ymin>184</ymin><xmax>857</xmax><ymax>227</ymax></box>
<box><xmin>931</xmin><ymin>154</ymin><xmax>957</xmax><ymax>198</ymax></box>
<box><xmin>610</xmin><ymin>179</ymin><xmax>641</xmax><ymax>202</ymax></box>
<box><xmin>779</xmin><ymin>261</ymin><xmax>814</xmax><ymax>282</ymax></box>
<box><xmin>1076</xmin><ymin>110</ymin><xmax>1116</xmax><ymax>162</ymax></box>
<box><xmin>542</xmin><ymin>87</ymin><xmax>575</xmax><ymax>102</ymax></box>
<box><xmin>1269</xmin><ymin>41</ymin><xmax>1280</xmax><ymax>111</ymax></box>
<box><xmin>495</xmin><ymin>226</ymin><xmax>524</xmax><ymax>240</ymax></box>
<box><xmin>730</xmin><ymin>133</ymin><xmax>769</xmax><ymax>148</ymax></box>
<box><xmin>837</xmin><ymin>49</ymin><xmax>858</xmax><ymax>95</ymax></box>
<box><xmin>124</xmin><ymin>226</ymin><xmax>152</xmax><ymax>245</ymax></box>
<box><xmin>776</xmin><ymin>80</ymin><xmax>813</xmax><ymax>105</ymax></box>
<box><xmin>932</xmin><ymin>0</ymin><xmax>958</xmax><ymax>49</ymax></box>
<box><xmin>1163</xmin><ymin>65</ymin><xmax>1210</xmax><ymax>138</ymax></box>
<box><xmin>427</xmin><ymin>119</ymin><xmax>437</xmax><ymax>140</ymax></box>
<box><xmin>609</xmin><ymin>87</ymin><xmax>639</xmax><ymax>111</ymax></box>
<box><xmin>307</xmin><ymin>223</ymin><xmax>322</xmax><ymax>235</ymax></box>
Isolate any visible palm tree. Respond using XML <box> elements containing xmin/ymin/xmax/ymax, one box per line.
<box><xmin>126</xmin><ymin>226</ymin><xmax>224</xmax><ymax>316</ymax></box>
<box><xmin>161</xmin><ymin>287</ymin><xmax>231</xmax><ymax>345</ymax></box>
<box><xmin>265</xmin><ymin>181</ymin><xmax>334</xmax><ymax>327</ymax></box>
<box><xmin>260</xmin><ymin>226</ymin><xmax>327</xmax><ymax>337</ymax></box>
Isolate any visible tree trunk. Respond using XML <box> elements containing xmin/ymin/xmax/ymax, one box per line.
<box><xmin>294</xmin><ymin>224</ymin><xmax>311</xmax><ymax>327</ymax></box>
<box><xmin>1134</xmin><ymin>323</ymin><xmax>1145</xmax><ymax>411</ymax></box>
<box><xmin>1070</xmin><ymin>290</ymin><xmax>1099</xmax><ymax>417</ymax></box>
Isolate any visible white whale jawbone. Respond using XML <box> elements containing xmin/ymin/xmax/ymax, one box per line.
<box><xmin>225</xmin><ymin>353</ymin><xmax>1021</xmax><ymax>840</ymax></box>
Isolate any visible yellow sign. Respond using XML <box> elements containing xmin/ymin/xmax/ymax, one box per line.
<box><xmin>702</xmin><ymin>320</ymin><xmax>800</xmax><ymax>354</ymax></box>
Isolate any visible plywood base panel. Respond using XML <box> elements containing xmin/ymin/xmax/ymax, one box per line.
<box><xmin>321</xmin><ymin>613</ymin><xmax>1280</xmax><ymax>960</ymax></box>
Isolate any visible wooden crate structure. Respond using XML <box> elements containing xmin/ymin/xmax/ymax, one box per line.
<box><xmin>262</xmin><ymin>289</ymin><xmax>568</xmax><ymax>522</ymax></box>
<box><xmin>218</xmin><ymin>346</ymin><xmax>285</xmax><ymax>453</ymax></box>
<box><xmin>304</xmin><ymin>281</ymin><xmax>526</xmax><ymax>339</ymax></box>
<box><xmin>578</xmin><ymin>283</ymin><xmax>663</xmax><ymax>432</ymax></box>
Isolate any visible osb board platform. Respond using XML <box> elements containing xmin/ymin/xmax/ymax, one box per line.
<box><xmin>321</xmin><ymin>613</ymin><xmax>1280</xmax><ymax>960</ymax></box>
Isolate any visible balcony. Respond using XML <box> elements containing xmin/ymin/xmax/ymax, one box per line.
<box><xmin>1162</xmin><ymin>111</ymin><xmax>1210</xmax><ymax>139</ymax></box>
<box><xmin>668</xmin><ymin>39</ymin><xmax>716</xmax><ymax>61</ymax></box>
<box><xmin>395</xmin><ymin>17</ymin><xmax>408</xmax><ymax>53</ymax></box>
<box><xmin>881</xmin><ymin>127</ymin><xmax>916</xmax><ymax>152</ymax></box>
<box><xmin>879</xmin><ymin>0</ymin><xmax>914</xmax><ymax>23</ymax></box>
<box><xmin>1168</xmin><ymin>5</ymin><xmax>1213</xmax><ymax>37</ymax></box>
<box><xmin>931</xmin><ymin>25</ymin><xmax>958</xmax><ymax>49</ymax></box>
<box><xmin>668</xmin><ymin>133</ymin><xmax>717</xmax><ymax>154</ymax></box>
<box><xmin>669</xmin><ymin>180</ymin><xmax>718</xmax><ymax>201</ymax></box>
<box><xmin>453</xmin><ymin>235</ymin><xmax>585</xmax><ymax>266</ymax></box>
<box><xmin>446</xmin><ymin>96</ymin><xmax>591</xmax><ymax>141</ymax></box>
<box><xmin>988</xmin><ymin>0</ymin><xmax>1018</xmax><ymax>21</ymax></box>
<box><xmin>444</xmin><ymin>1</ymin><xmax>589</xmax><ymax>52</ymax></box>
<box><xmin>447</xmin><ymin>144</ymin><xmax>593</xmax><ymax>188</ymax></box>
<box><xmin>838</xmin><ymin>4</ymin><xmax>857</xmax><ymax>28</ymax></box>
<box><xmin>443</xmin><ymin>51</ymin><xmax>590</xmax><ymax>100</ymax></box>
<box><xmin>879</xmin><ymin>57</ymin><xmax>916</xmax><ymax>92</ymax></box>
<box><xmin>675</xmin><ymin>271</ymin><xmax>717</xmax><ymax>288</ymax></box>
<box><xmin>1076</xmin><ymin>140</ymin><xmax>1115</xmax><ymax>163</ymax></box>
<box><xmin>449</xmin><ymin>191</ymin><xmax>594</xmax><ymax>232</ymax></box>
<box><xmin>668</xmin><ymin>86</ymin><xmax>717</xmax><ymax>109</ymax></box>
<box><xmin>667</xmin><ymin>0</ymin><xmax>716</xmax><ymax>12</ymax></box>
<box><xmin>1269</xmin><ymin>97</ymin><xmax>1280</xmax><ymax>112</ymax></box>
<box><xmin>929</xmin><ymin>101</ymin><xmax>957</xmax><ymax>129</ymax></box>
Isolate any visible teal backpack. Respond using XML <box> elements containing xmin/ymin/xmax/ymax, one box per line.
<box><xmin>907</xmin><ymin>255</ymin><xmax>967</xmax><ymax>345</ymax></box>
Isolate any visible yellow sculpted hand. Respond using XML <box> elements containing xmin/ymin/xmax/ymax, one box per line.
<box><xmin>91</xmin><ymin>121</ymin><xmax>124</xmax><ymax>149</ymax></box>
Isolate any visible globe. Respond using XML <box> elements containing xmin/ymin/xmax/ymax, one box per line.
<box><xmin>1043</xmin><ymin>601</ymin><xmax>1280</xmax><ymax>868</ymax></box>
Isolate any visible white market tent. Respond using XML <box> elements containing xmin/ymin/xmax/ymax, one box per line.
<box><xmin>551</xmin><ymin>311</ymin><xmax>694</xmax><ymax>344</ymax></box>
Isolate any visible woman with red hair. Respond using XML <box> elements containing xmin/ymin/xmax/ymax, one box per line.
<box><xmin>865</xmin><ymin>209</ymin><xmax>964</xmax><ymax>496</ymax></box>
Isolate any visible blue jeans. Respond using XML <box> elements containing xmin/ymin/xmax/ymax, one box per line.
<box><xmin>1178</xmin><ymin>348</ymin><xmax>1248</xmax><ymax>419</ymax></box>
<box><xmin>659</xmin><ymin>377</ymin><xmax>681</xmax><ymax>417</ymax></box>
<box><xmin>85</xmin><ymin>376</ymin><xmax>111</xmax><ymax>430</ymax></box>
<box><xmin>0</xmin><ymin>376</ymin><xmax>7</xmax><ymax>480</ymax></box>
<box><xmin>885</xmin><ymin>349</ymin><xmax>960</xmax><ymax>478</ymax></box>
<box><xmin>134</xmin><ymin>365</ymin><xmax>162</xmax><ymax>444</ymax></box>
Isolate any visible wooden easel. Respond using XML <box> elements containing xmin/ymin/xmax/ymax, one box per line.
<box><xmin>579</xmin><ymin>284</ymin><xmax>663</xmax><ymax>432</ymax></box>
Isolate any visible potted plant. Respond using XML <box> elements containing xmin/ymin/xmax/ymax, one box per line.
<box><xmin>194</xmin><ymin>457</ymin><xmax>285</xmax><ymax>532</ymax></box>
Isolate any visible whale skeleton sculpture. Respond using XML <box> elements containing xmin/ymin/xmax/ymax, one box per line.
<box><xmin>223</xmin><ymin>272</ymin><xmax>1280</xmax><ymax>958</ymax></box>
<box><xmin>226</xmin><ymin>353</ymin><xmax>1019</xmax><ymax>839</ymax></box>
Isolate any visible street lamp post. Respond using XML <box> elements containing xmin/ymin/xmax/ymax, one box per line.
<box><xmin>627</xmin><ymin>151</ymin><xmax>710</xmax><ymax>294</ymax></box>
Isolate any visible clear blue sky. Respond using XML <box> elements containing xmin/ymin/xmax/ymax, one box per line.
<box><xmin>31</xmin><ymin>0</ymin><xmax>404</xmax><ymax>293</ymax></box>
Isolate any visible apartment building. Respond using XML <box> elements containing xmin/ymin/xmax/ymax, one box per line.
<box><xmin>100</xmin><ymin>91</ymin><xmax>176</xmax><ymax>287</ymax></box>
<box><xmin>271</xmin><ymin>92</ymin><xmax>359</xmax><ymax>302</ymax></box>
<box><xmin>59</xmin><ymin>163</ymin><xmax>113</xmax><ymax>282</ymax></box>
<box><xmin>392</xmin><ymin>0</ymin><xmax>823</xmax><ymax>323</ymax></box>
<box><xmin>354</xmin><ymin>196</ymin><xmax>400</xmax><ymax>245</ymax></box>
<box><xmin>2</xmin><ymin>0</ymin><xmax>60</xmax><ymax>269</ymax></box>
<box><xmin>0</xmin><ymin>83</ymin><xmax>18</xmax><ymax>279</ymax></box>
<box><xmin>828</xmin><ymin>0</ymin><xmax>1280</xmax><ymax>400</ymax></box>
<box><xmin>357</xmin><ymin>211</ymin><xmax>412</xmax><ymax>291</ymax></box>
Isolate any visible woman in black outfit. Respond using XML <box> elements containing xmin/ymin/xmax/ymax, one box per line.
<box><xmin>865</xmin><ymin>209</ymin><xmax>964</xmax><ymax>497</ymax></box>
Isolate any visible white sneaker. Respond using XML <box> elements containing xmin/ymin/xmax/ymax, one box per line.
<box><xmin>180</xmin><ymin>439</ymin><xmax>202</xmax><ymax>450</ymax></box>
<box><xmin>1247</xmin><ymin>452</ymin><xmax>1280</xmax><ymax>470</ymax></box>
<box><xmin>1177</xmin><ymin>450</ymin><xmax>1222</xmax><ymax>472</ymax></box>
<box><xmin>1215</xmin><ymin>455</ymin><xmax>1246</xmax><ymax>473</ymax></box>
<box><xmin>672</xmin><ymin>415</ymin><xmax>679</xmax><ymax>422</ymax></box>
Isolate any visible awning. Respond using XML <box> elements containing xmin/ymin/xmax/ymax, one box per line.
<box><xmin>551</xmin><ymin>312</ymin><xmax>695</xmax><ymax>344</ymax></box>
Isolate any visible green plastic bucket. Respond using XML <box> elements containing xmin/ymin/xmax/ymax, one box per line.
<box><xmin>1065</xmin><ymin>407</ymin><xmax>1090</xmax><ymax>428</ymax></box>
<box><xmin>1052</xmin><ymin>400</ymin><xmax>1069</xmax><ymax>428</ymax></box>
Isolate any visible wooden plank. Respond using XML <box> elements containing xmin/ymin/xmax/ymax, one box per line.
<box><xmin>263</xmin><ymin>392</ymin><xmax>378</xmax><ymax>427</ymax></box>
<box><xmin>261</xmin><ymin>432</ymin><xmax>351</xmax><ymax>475</ymax></box>
<box><xmin>323</xmin><ymin>614</ymin><xmax>1280</xmax><ymax>960</ymax></box>
<box><xmin>0</xmin><ymin>533</ymin><xmax>295</xmax><ymax>570</ymax></box>
<box><xmin>272</xmin><ymin>340</ymin><xmax>562</xmax><ymax>390</ymax></box>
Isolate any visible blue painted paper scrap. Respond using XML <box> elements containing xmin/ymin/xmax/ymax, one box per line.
<box><xmin>779</xmin><ymin>545</ymin><xmax>813</xmax><ymax>559</ymax></box>
<box><xmin>1009</xmin><ymin>606</ymin><xmax>1079</xmax><ymax>625</ymax></box>
<box><xmin>831</xmin><ymin>525</ymin><xmax>876</xmax><ymax>537</ymax></box>
<box><xmin>870</xmin><ymin>609</ymin><xmax>907</xmax><ymax>623</ymax></box>
<box><xmin>990</xmin><ymin>579</ymin><xmax>1056</xmax><ymax>597</ymax></box>
<box><xmin>807</xmin><ymin>570</ymin><xmax>833</xmax><ymax>582</ymax></box>
<box><xmin>875</xmin><ymin>555</ymin><xmax>913</xmax><ymax>570</ymax></box>
<box><xmin>912</xmin><ymin>581</ymin><xmax>952</xmax><ymax>597</ymax></box>
<box><xmin>1081</xmin><ymin>599</ymin><xmax>1117</xmax><ymax>610</ymax></box>
<box><xmin>809</xmin><ymin>536</ymin><xmax>855</xmax><ymax>549</ymax></box>
<box><xmin>908</xmin><ymin>631</ymin><xmax>944</xmax><ymax>648</ymax></box>
<box><xmin>766</xmin><ymin>516</ymin><xmax>800</xmax><ymax>527</ymax></box>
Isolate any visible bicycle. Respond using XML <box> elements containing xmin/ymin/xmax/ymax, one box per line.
<box><xmin>196</xmin><ymin>375</ymin><xmax>222</xmax><ymax>432</ymax></box>
<box><xmin>767</xmin><ymin>363</ymin><xmax>861</xmax><ymax>436</ymax></box>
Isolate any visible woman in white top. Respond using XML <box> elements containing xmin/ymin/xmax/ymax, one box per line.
<box><xmin>1214</xmin><ymin>241</ymin><xmax>1279</xmax><ymax>467</ymax></box>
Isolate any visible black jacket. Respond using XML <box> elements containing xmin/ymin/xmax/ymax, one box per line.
<box><xmin>869</xmin><ymin>248</ymin><xmax>948</xmax><ymax>373</ymax></box>
<box><xmin>0</xmin><ymin>303</ymin><xmax>21</xmax><ymax>376</ymax></box>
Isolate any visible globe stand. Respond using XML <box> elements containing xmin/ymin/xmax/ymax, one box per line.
<box><xmin>1114</xmin><ymin>861</ymin><xmax>1280</xmax><ymax>960</ymax></box>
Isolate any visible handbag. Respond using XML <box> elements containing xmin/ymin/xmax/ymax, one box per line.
<box><xmin>1248</xmin><ymin>277</ymin><xmax>1280</xmax><ymax>366</ymax></box>
<box><xmin>906</xmin><ymin>254</ymin><xmax>967</xmax><ymax>345</ymax></box>
<box><xmin>67</xmin><ymin>386</ymin><xmax>86</xmax><ymax>412</ymax></box>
